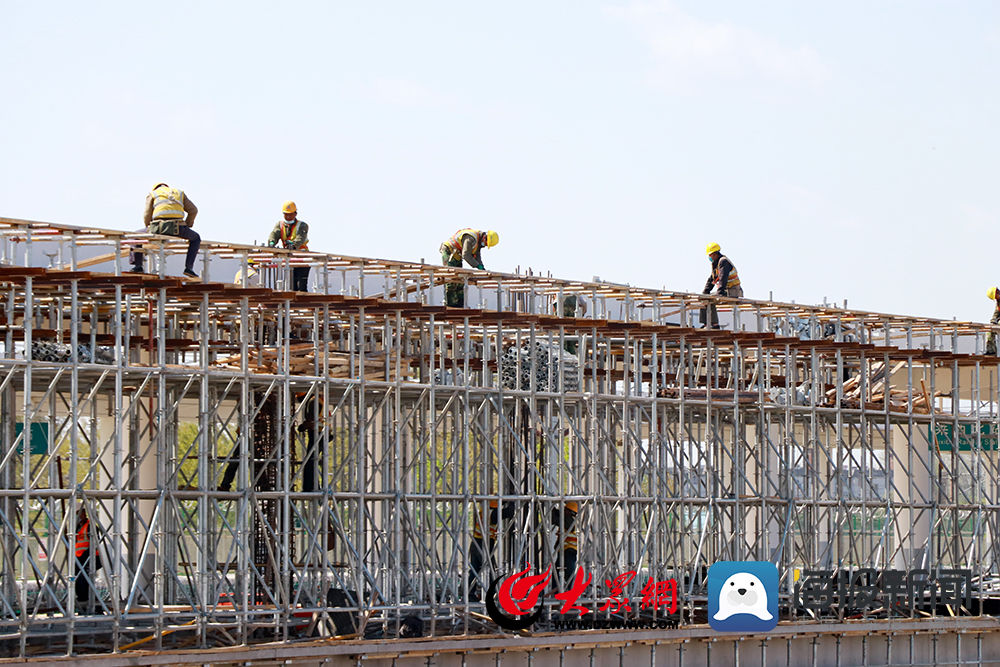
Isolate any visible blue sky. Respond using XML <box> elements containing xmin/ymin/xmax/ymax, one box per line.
<box><xmin>2</xmin><ymin>1</ymin><xmax>998</xmax><ymax>321</ymax></box>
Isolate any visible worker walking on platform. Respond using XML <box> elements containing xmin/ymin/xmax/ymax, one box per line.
<box><xmin>701</xmin><ymin>243</ymin><xmax>743</xmax><ymax>329</ymax></box>
<box><xmin>267</xmin><ymin>201</ymin><xmax>311</xmax><ymax>292</ymax></box>
<box><xmin>440</xmin><ymin>228</ymin><xmax>499</xmax><ymax>307</ymax></box>
<box><xmin>987</xmin><ymin>287</ymin><xmax>1000</xmax><ymax>355</ymax></box>
<box><xmin>131</xmin><ymin>183</ymin><xmax>201</xmax><ymax>277</ymax></box>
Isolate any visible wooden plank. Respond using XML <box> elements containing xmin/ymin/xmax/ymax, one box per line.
<box><xmin>61</xmin><ymin>250</ymin><xmax>128</xmax><ymax>270</ymax></box>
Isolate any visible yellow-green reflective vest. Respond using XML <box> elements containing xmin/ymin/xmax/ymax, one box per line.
<box><xmin>152</xmin><ymin>186</ymin><xmax>185</xmax><ymax>220</ymax></box>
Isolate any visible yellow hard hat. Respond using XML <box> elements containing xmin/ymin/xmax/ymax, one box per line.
<box><xmin>989</xmin><ymin>287</ymin><xmax>998</xmax><ymax>301</ymax></box>
<box><xmin>484</xmin><ymin>230</ymin><xmax>499</xmax><ymax>247</ymax></box>
<box><xmin>706</xmin><ymin>242</ymin><xmax>721</xmax><ymax>255</ymax></box>
<box><xmin>282</xmin><ymin>200</ymin><xmax>297</xmax><ymax>214</ymax></box>
<box><xmin>566</xmin><ymin>501</ymin><xmax>579</xmax><ymax>513</ymax></box>
<box><xmin>151</xmin><ymin>182</ymin><xmax>168</xmax><ymax>190</ymax></box>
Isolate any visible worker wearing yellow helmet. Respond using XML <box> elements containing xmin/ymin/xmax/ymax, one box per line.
<box><xmin>701</xmin><ymin>242</ymin><xmax>743</xmax><ymax>329</ymax></box>
<box><xmin>267</xmin><ymin>201</ymin><xmax>310</xmax><ymax>292</ymax></box>
<box><xmin>987</xmin><ymin>287</ymin><xmax>999</xmax><ymax>355</ymax></box>
<box><xmin>131</xmin><ymin>182</ymin><xmax>201</xmax><ymax>277</ymax></box>
<box><xmin>440</xmin><ymin>228</ymin><xmax>499</xmax><ymax>307</ymax></box>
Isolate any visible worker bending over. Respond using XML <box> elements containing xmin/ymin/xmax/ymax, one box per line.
<box><xmin>131</xmin><ymin>183</ymin><xmax>201</xmax><ymax>277</ymax></box>
<box><xmin>440</xmin><ymin>228</ymin><xmax>499</xmax><ymax>307</ymax></box>
<box><xmin>267</xmin><ymin>201</ymin><xmax>310</xmax><ymax>292</ymax></box>
<box><xmin>988</xmin><ymin>287</ymin><xmax>1000</xmax><ymax>355</ymax></box>
<box><xmin>701</xmin><ymin>242</ymin><xmax>743</xmax><ymax>329</ymax></box>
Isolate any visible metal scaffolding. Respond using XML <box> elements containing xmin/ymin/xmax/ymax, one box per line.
<box><xmin>0</xmin><ymin>216</ymin><xmax>998</xmax><ymax>658</ymax></box>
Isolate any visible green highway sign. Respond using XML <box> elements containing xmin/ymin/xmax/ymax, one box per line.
<box><xmin>929</xmin><ymin>423</ymin><xmax>999</xmax><ymax>451</ymax></box>
<box><xmin>14</xmin><ymin>423</ymin><xmax>49</xmax><ymax>456</ymax></box>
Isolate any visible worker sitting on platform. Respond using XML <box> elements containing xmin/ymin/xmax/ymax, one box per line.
<box><xmin>440</xmin><ymin>228</ymin><xmax>499</xmax><ymax>307</ymax></box>
<box><xmin>131</xmin><ymin>182</ymin><xmax>202</xmax><ymax>278</ymax></box>
<box><xmin>551</xmin><ymin>501</ymin><xmax>579</xmax><ymax>586</ymax></box>
<box><xmin>987</xmin><ymin>287</ymin><xmax>999</xmax><ymax>355</ymax></box>
<box><xmin>267</xmin><ymin>201</ymin><xmax>311</xmax><ymax>292</ymax></box>
<box><xmin>468</xmin><ymin>499</ymin><xmax>514</xmax><ymax>600</ymax></box>
<box><xmin>701</xmin><ymin>242</ymin><xmax>743</xmax><ymax>329</ymax></box>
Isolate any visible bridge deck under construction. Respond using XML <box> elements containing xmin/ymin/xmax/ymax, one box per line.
<box><xmin>0</xmin><ymin>216</ymin><xmax>999</xmax><ymax>664</ymax></box>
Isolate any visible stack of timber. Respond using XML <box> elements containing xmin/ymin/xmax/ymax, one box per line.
<box><xmin>826</xmin><ymin>361</ymin><xmax>944</xmax><ymax>413</ymax></box>
<box><xmin>213</xmin><ymin>342</ymin><xmax>412</xmax><ymax>380</ymax></box>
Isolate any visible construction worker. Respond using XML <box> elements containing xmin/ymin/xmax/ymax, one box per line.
<box><xmin>131</xmin><ymin>183</ymin><xmax>201</xmax><ymax>277</ymax></box>
<box><xmin>468</xmin><ymin>499</ymin><xmax>514</xmax><ymax>599</ymax></box>
<box><xmin>74</xmin><ymin>506</ymin><xmax>103</xmax><ymax>608</ymax></box>
<box><xmin>297</xmin><ymin>397</ymin><xmax>322</xmax><ymax>492</ymax></box>
<box><xmin>553</xmin><ymin>295</ymin><xmax>587</xmax><ymax>353</ymax></box>
<box><xmin>701</xmin><ymin>242</ymin><xmax>743</xmax><ymax>329</ymax></box>
<box><xmin>267</xmin><ymin>201</ymin><xmax>310</xmax><ymax>292</ymax></box>
<box><xmin>440</xmin><ymin>228</ymin><xmax>499</xmax><ymax>307</ymax></box>
<box><xmin>987</xmin><ymin>287</ymin><xmax>999</xmax><ymax>355</ymax></box>
<box><xmin>550</xmin><ymin>501</ymin><xmax>578</xmax><ymax>585</ymax></box>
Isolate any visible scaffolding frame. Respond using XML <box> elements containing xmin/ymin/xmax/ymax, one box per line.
<box><xmin>0</xmin><ymin>216</ymin><xmax>998</xmax><ymax>657</ymax></box>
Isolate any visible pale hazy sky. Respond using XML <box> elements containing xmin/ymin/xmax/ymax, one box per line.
<box><xmin>2</xmin><ymin>2</ymin><xmax>998</xmax><ymax>322</ymax></box>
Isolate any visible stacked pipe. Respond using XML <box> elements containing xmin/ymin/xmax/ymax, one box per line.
<box><xmin>30</xmin><ymin>340</ymin><xmax>115</xmax><ymax>364</ymax></box>
<box><xmin>499</xmin><ymin>340</ymin><xmax>580</xmax><ymax>392</ymax></box>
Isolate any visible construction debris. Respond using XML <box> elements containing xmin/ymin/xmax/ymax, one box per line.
<box><xmin>213</xmin><ymin>342</ymin><xmax>412</xmax><ymax>380</ymax></box>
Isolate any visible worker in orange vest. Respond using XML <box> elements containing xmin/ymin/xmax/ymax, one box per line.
<box><xmin>440</xmin><ymin>228</ymin><xmax>499</xmax><ymax>307</ymax></box>
<box><xmin>74</xmin><ymin>506</ymin><xmax>102</xmax><ymax>608</ymax></box>
<box><xmin>267</xmin><ymin>201</ymin><xmax>311</xmax><ymax>292</ymax></box>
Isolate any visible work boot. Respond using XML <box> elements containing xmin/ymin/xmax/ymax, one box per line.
<box><xmin>129</xmin><ymin>263</ymin><xmax>144</xmax><ymax>274</ymax></box>
<box><xmin>183</xmin><ymin>268</ymin><xmax>198</xmax><ymax>278</ymax></box>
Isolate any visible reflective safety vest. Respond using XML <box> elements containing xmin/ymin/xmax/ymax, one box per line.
<box><xmin>445</xmin><ymin>228</ymin><xmax>481</xmax><ymax>256</ymax></box>
<box><xmin>713</xmin><ymin>255</ymin><xmax>741</xmax><ymax>290</ymax></box>
<box><xmin>151</xmin><ymin>186</ymin><xmax>185</xmax><ymax>220</ymax></box>
<box><xmin>472</xmin><ymin>512</ymin><xmax>498</xmax><ymax>541</ymax></box>
<box><xmin>279</xmin><ymin>220</ymin><xmax>308</xmax><ymax>251</ymax></box>
<box><xmin>75</xmin><ymin>517</ymin><xmax>90</xmax><ymax>558</ymax></box>
<box><xmin>563</xmin><ymin>529</ymin><xmax>577</xmax><ymax>551</ymax></box>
